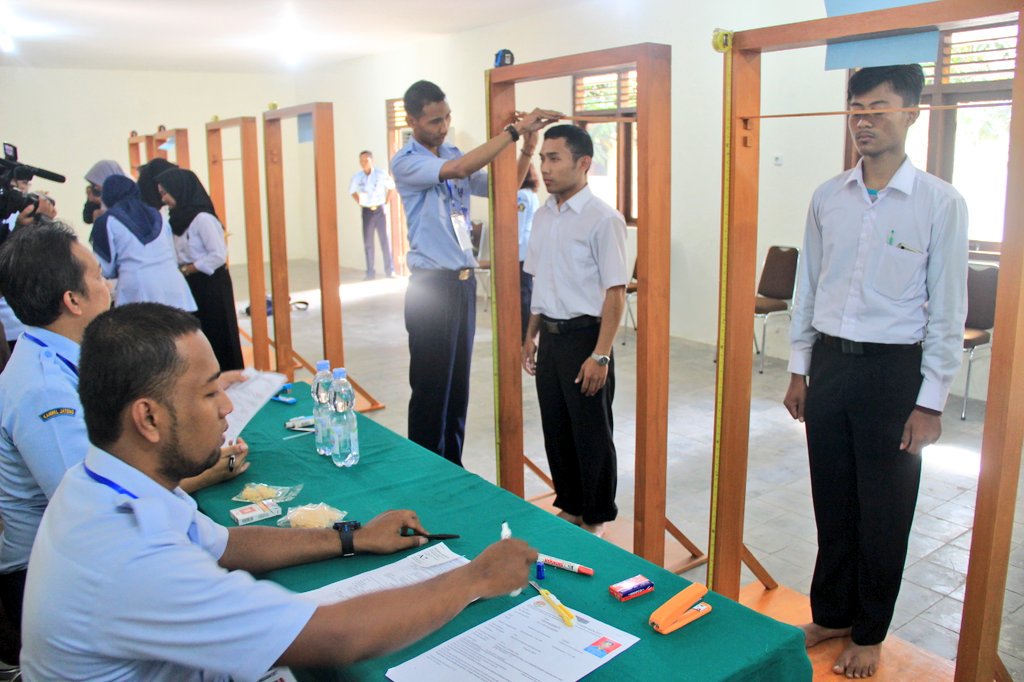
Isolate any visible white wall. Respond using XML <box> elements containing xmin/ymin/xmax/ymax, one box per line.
<box><xmin>0</xmin><ymin>66</ymin><xmax>302</xmax><ymax>266</ymax></box>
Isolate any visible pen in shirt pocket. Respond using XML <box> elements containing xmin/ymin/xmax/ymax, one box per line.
<box><xmin>896</xmin><ymin>242</ymin><xmax>923</xmax><ymax>254</ymax></box>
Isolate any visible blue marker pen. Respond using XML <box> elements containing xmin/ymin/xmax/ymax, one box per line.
<box><xmin>887</xmin><ymin>229</ymin><xmax>895</xmax><ymax>246</ymax></box>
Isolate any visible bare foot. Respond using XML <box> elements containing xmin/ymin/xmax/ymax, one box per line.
<box><xmin>801</xmin><ymin>622</ymin><xmax>851</xmax><ymax>648</ymax></box>
<box><xmin>833</xmin><ymin>642</ymin><xmax>881</xmax><ymax>678</ymax></box>
<box><xmin>580</xmin><ymin>521</ymin><xmax>606</xmax><ymax>537</ymax></box>
<box><xmin>556</xmin><ymin>511</ymin><xmax>582</xmax><ymax>525</ymax></box>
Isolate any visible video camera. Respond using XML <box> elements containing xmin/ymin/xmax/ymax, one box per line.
<box><xmin>0</xmin><ymin>142</ymin><xmax>66</xmax><ymax>222</ymax></box>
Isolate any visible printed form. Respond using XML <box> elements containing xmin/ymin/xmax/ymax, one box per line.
<box><xmin>387</xmin><ymin>597</ymin><xmax>639</xmax><ymax>682</ymax></box>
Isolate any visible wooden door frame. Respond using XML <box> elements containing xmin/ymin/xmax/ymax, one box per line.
<box><xmin>718</xmin><ymin>3</ymin><xmax>1023</xmax><ymax>679</ymax></box>
<box><xmin>487</xmin><ymin>43</ymin><xmax>673</xmax><ymax>565</ymax></box>
<box><xmin>206</xmin><ymin>116</ymin><xmax>270</xmax><ymax>370</ymax></box>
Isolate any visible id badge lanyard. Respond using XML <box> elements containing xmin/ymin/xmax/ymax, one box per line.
<box><xmin>445</xmin><ymin>181</ymin><xmax>473</xmax><ymax>252</ymax></box>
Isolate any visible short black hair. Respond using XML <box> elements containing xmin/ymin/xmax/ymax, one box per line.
<box><xmin>0</xmin><ymin>221</ymin><xmax>86</xmax><ymax>327</ymax></box>
<box><xmin>848</xmin><ymin>64</ymin><xmax>925</xmax><ymax>107</ymax></box>
<box><xmin>359</xmin><ymin>150</ymin><xmax>373</xmax><ymax>158</ymax></box>
<box><xmin>404</xmin><ymin>80</ymin><xmax>446</xmax><ymax>118</ymax></box>
<box><xmin>79</xmin><ymin>303</ymin><xmax>201</xmax><ymax>449</ymax></box>
<box><xmin>543</xmin><ymin>124</ymin><xmax>594</xmax><ymax>161</ymax></box>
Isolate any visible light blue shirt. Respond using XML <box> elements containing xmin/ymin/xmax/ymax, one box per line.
<box><xmin>98</xmin><ymin>216</ymin><xmax>197</xmax><ymax>311</ymax></box>
<box><xmin>0</xmin><ymin>327</ymin><xmax>86</xmax><ymax>573</ymax></box>
<box><xmin>391</xmin><ymin>136</ymin><xmax>489</xmax><ymax>270</ymax></box>
<box><xmin>517</xmin><ymin>188</ymin><xmax>539</xmax><ymax>262</ymax></box>
<box><xmin>0</xmin><ymin>298</ymin><xmax>24</xmax><ymax>342</ymax></box>
<box><xmin>22</xmin><ymin>446</ymin><xmax>316</xmax><ymax>682</ymax></box>
<box><xmin>788</xmin><ymin>157</ymin><xmax>968</xmax><ymax>410</ymax></box>
<box><xmin>348</xmin><ymin>167</ymin><xmax>395</xmax><ymax>207</ymax></box>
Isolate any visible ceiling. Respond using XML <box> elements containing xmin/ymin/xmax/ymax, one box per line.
<box><xmin>0</xmin><ymin>0</ymin><xmax>565</xmax><ymax>73</ymax></box>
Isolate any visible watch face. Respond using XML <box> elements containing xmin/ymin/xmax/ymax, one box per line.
<box><xmin>334</xmin><ymin>521</ymin><xmax>361</xmax><ymax>531</ymax></box>
<box><xmin>595</xmin><ymin>355</ymin><xmax>610</xmax><ymax>366</ymax></box>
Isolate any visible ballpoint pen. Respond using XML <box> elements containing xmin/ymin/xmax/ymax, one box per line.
<box><xmin>529</xmin><ymin>580</ymin><xmax>576</xmax><ymax>627</ymax></box>
<box><xmin>401</xmin><ymin>529</ymin><xmax>460</xmax><ymax>540</ymax></box>
<box><xmin>501</xmin><ymin>521</ymin><xmax>523</xmax><ymax>597</ymax></box>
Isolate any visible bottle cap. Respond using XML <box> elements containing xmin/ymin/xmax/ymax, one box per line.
<box><xmin>332</xmin><ymin>368</ymin><xmax>347</xmax><ymax>379</ymax></box>
<box><xmin>316</xmin><ymin>360</ymin><xmax>330</xmax><ymax>371</ymax></box>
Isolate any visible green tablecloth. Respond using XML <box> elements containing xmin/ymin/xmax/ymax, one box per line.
<box><xmin>192</xmin><ymin>385</ymin><xmax>811</xmax><ymax>681</ymax></box>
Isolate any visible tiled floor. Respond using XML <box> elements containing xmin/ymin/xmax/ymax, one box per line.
<box><xmin>233</xmin><ymin>260</ymin><xmax>1024</xmax><ymax>676</ymax></box>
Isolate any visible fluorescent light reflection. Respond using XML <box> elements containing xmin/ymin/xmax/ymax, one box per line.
<box><xmin>924</xmin><ymin>443</ymin><xmax>981</xmax><ymax>478</ymax></box>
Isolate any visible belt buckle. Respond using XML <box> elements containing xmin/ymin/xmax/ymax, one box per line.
<box><xmin>458</xmin><ymin>269</ymin><xmax>470</xmax><ymax>281</ymax></box>
<box><xmin>840</xmin><ymin>338</ymin><xmax>863</xmax><ymax>355</ymax></box>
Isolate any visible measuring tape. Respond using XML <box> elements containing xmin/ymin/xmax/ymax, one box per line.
<box><xmin>707</xmin><ymin>28</ymin><xmax>734</xmax><ymax>590</ymax></box>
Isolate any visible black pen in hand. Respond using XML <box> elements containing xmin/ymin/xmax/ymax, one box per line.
<box><xmin>401</xmin><ymin>528</ymin><xmax>460</xmax><ymax>541</ymax></box>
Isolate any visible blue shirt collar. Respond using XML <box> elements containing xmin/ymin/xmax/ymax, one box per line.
<box><xmin>23</xmin><ymin>326</ymin><xmax>81</xmax><ymax>365</ymax></box>
<box><xmin>83</xmin><ymin>445</ymin><xmax>199</xmax><ymax>537</ymax></box>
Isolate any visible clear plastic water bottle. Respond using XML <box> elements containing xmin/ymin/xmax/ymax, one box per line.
<box><xmin>329</xmin><ymin>368</ymin><xmax>359</xmax><ymax>468</ymax></box>
<box><xmin>311</xmin><ymin>360</ymin><xmax>333</xmax><ymax>456</ymax></box>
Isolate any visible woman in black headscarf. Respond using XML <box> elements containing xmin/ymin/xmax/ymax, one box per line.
<box><xmin>137</xmin><ymin>158</ymin><xmax>178</xmax><ymax>210</ymax></box>
<box><xmin>156</xmin><ymin>168</ymin><xmax>244</xmax><ymax>371</ymax></box>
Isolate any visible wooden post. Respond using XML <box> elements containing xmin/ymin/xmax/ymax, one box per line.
<box><xmin>262</xmin><ymin>115</ymin><xmax>294</xmax><ymax>379</ymax></box>
<box><xmin>154</xmin><ymin>128</ymin><xmax>191</xmax><ymax>169</ymax></box>
<box><xmin>956</xmin><ymin>9</ymin><xmax>1024</xmax><ymax>678</ymax></box>
<box><xmin>206</xmin><ymin>117</ymin><xmax>270</xmax><ymax>371</ymax></box>
<box><xmin>487</xmin><ymin>74</ymin><xmax>525</xmax><ymax>494</ymax></box>
<box><xmin>709</xmin><ymin>45</ymin><xmax>761</xmax><ymax>598</ymax></box>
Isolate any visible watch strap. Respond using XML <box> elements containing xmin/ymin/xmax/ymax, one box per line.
<box><xmin>333</xmin><ymin>521</ymin><xmax>361</xmax><ymax>557</ymax></box>
<box><xmin>504</xmin><ymin>124</ymin><xmax>520</xmax><ymax>142</ymax></box>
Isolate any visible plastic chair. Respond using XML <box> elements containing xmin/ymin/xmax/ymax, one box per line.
<box><xmin>753</xmin><ymin>246</ymin><xmax>799</xmax><ymax>373</ymax></box>
<box><xmin>961</xmin><ymin>264</ymin><xmax>999</xmax><ymax>420</ymax></box>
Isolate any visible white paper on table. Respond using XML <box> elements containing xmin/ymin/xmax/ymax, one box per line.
<box><xmin>300</xmin><ymin>543</ymin><xmax>469</xmax><ymax>605</ymax></box>
<box><xmin>224</xmin><ymin>370</ymin><xmax>288</xmax><ymax>443</ymax></box>
<box><xmin>257</xmin><ymin>667</ymin><xmax>298</xmax><ymax>682</ymax></box>
<box><xmin>386</xmin><ymin>596</ymin><xmax>640</xmax><ymax>682</ymax></box>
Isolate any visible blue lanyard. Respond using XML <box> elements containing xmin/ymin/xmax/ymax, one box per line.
<box><xmin>83</xmin><ymin>463</ymin><xmax>138</xmax><ymax>499</ymax></box>
<box><xmin>444</xmin><ymin>181</ymin><xmax>466</xmax><ymax>218</ymax></box>
<box><xmin>22</xmin><ymin>332</ymin><xmax>79</xmax><ymax>377</ymax></box>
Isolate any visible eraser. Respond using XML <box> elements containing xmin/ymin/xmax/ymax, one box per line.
<box><xmin>609</xmin><ymin>574</ymin><xmax>655</xmax><ymax>602</ymax></box>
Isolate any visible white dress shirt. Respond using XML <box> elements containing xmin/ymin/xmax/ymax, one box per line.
<box><xmin>524</xmin><ymin>186</ymin><xmax>628</xmax><ymax>320</ymax></box>
<box><xmin>348</xmin><ymin>168</ymin><xmax>395</xmax><ymax>208</ymax></box>
<box><xmin>788</xmin><ymin>157</ymin><xmax>969</xmax><ymax>411</ymax></box>
<box><xmin>174</xmin><ymin>213</ymin><xmax>227</xmax><ymax>275</ymax></box>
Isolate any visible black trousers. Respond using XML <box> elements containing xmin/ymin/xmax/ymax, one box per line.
<box><xmin>362</xmin><ymin>206</ymin><xmax>393</xmax><ymax>277</ymax></box>
<box><xmin>518</xmin><ymin>262</ymin><xmax>533</xmax><ymax>343</ymax></box>
<box><xmin>405</xmin><ymin>270</ymin><xmax>476</xmax><ymax>466</ymax></box>
<box><xmin>0</xmin><ymin>568</ymin><xmax>26</xmax><ymax>649</ymax></box>
<box><xmin>804</xmin><ymin>337</ymin><xmax>923</xmax><ymax>645</ymax></box>
<box><xmin>535</xmin><ymin>323</ymin><xmax>618</xmax><ymax>524</ymax></box>
<box><xmin>186</xmin><ymin>265</ymin><xmax>244</xmax><ymax>371</ymax></box>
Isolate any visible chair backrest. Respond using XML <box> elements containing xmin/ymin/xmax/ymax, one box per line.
<box><xmin>757</xmin><ymin>246</ymin><xmax>799</xmax><ymax>301</ymax></box>
<box><xmin>965</xmin><ymin>264</ymin><xmax>999</xmax><ymax>331</ymax></box>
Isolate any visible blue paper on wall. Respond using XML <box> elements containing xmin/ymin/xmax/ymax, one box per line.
<box><xmin>297</xmin><ymin>113</ymin><xmax>313</xmax><ymax>144</ymax></box>
<box><xmin>824</xmin><ymin>0</ymin><xmax>939</xmax><ymax>70</ymax></box>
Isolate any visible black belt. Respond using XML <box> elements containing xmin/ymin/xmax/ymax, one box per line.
<box><xmin>540</xmin><ymin>315</ymin><xmax>601</xmax><ymax>335</ymax></box>
<box><xmin>818</xmin><ymin>333</ymin><xmax>921</xmax><ymax>356</ymax></box>
<box><xmin>410</xmin><ymin>267</ymin><xmax>474</xmax><ymax>281</ymax></box>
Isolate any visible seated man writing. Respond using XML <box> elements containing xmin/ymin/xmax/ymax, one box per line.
<box><xmin>21</xmin><ymin>302</ymin><xmax>535</xmax><ymax>681</ymax></box>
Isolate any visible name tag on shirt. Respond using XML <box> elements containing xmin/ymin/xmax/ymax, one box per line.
<box><xmin>451</xmin><ymin>212</ymin><xmax>473</xmax><ymax>252</ymax></box>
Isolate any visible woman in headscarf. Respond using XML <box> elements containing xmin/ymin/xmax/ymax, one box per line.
<box><xmin>156</xmin><ymin>168</ymin><xmax>244</xmax><ymax>371</ymax></box>
<box><xmin>92</xmin><ymin>175</ymin><xmax>196</xmax><ymax>312</ymax></box>
<box><xmin>82</xmin><ymin>160</ymin><xmax>126</xmax><ymax>224</ymax></box>
<box><xmin>136</xmin><ymin>158</ymin><xmax>177</xmax><ymax>210</ymax></box>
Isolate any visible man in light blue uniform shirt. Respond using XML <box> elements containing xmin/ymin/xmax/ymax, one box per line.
<box><xmin>390</xmin><ymin>79</ymin><xmax>559</xmax><ymax>464</ymax></box>
<box><xmin>21</xmin><ymin>303</ymin><xmax>536</xmax><ymax>681</ymax></box>
<box><xmin>0</xmin><ymin>222</ymin><xmax>111</xmax><ymax>640</ymax></box>
<box><xmin>348</xmin><ymin>150</ymin><xmax>396</xmax><ymax>279</ymax></box>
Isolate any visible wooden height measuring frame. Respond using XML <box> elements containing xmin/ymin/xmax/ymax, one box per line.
<box><xmin>205</xmin><ymin>116</ymin><xmax>270</xmax><ymax>371</ymax></box>
<box><xmin>127</xmin><ymin>127</ymin><xmax>191</xmax><ymax>177</ymax></box>
<box><xmin>261</xmin><ymin>103</ymin><xmax>344</xmax><ymax>378</ymax></box>
<box><xmin>127</xmin><ymin>133</ymin><xmax>157</xmax><ymax>178</ymax></box>
<box><xmin>716</xmin><ymin>2</ymin><xmax>1023</xmax><ymax>680</ymax></box>
<box><xmin>487</xmin><ymin>43</ymin><xmax>673</xmax><ymax>564</ymax></box>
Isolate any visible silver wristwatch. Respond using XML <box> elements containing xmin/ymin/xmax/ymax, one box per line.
<box><xmin>590</xmin><ymin>353</ymin><xmax>611</xmax><ymax>366</ymax></box>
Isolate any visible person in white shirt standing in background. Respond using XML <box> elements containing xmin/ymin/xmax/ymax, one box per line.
<box><xmin>349</xmin><ymin>151</ymin><xmax>396</xmax><ymax>280</ymax></box>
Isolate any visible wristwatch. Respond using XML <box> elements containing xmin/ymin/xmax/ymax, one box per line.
<box><xmin>333</xmin><ymin>520</ymin><xmax>362</xmax><ymax>557</ymax></box>
<box><xmin>590</xmin><ymin>353</ymin><xmax>611</xmax><ymax>367</ymax></box>
<box><xmin>504</xmin><ymin>124</ymin><xmax>521</xmax><ymax>142</ymax></box>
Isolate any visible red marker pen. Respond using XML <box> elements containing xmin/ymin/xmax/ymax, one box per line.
<box><xmin>538</xmin><ymin>553</ymin><xmax>594</xmax><ymax>576</ymax></box>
